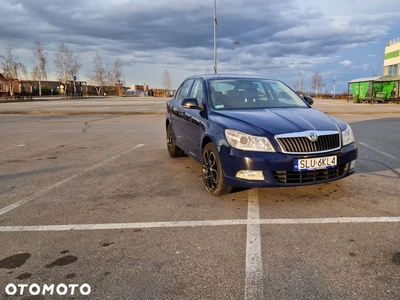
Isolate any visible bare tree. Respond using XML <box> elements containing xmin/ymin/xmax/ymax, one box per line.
<box><xmin>103</xmin><ymin>58</ymin><xmax>124</xmax><ymax>94</ymax></box>
<box><xmin>163</xmin><ymin>70</ymin><xmax>172</xmax><ymax>91</ymax></box>
<box><xmin>294</xmin><ymin>78</ymin><xmax>304</xmax><ymax>94</ymax></box>
<box><xmin>311</xmin><ymin>72</ymin><xmax>323</xmax><ymax>96</ymax></box>
<box><xmin>105</xmin><ymin>58</ymin><xmax>124</xmax><ymax>85</ymax></box>
<box><xmin>295</xmin><ymin>71</ymin><xmax>303</xmax><ymax>94</ymax></box>
<box><xmin>31</xmin><ymin>40</ymin><xmax>47</xmax><ymax>96</ymax></box>
<box><xmin>112</xmin><ymin>57</ymin><xmax>124</xmax><ymax>84</ymax></box>
<box><xmin>88</xmin><ymin>52</ymin><xmax>106</xmax><ymax>95</ymax></box>
<box><xmin>54</xmin><ymin>42</ymin><xmax>81</xmax><ymax>84</ymax></box>
<box><xmin>0</xmin><ymin>43</ymin><xmax>27</xmax><ymax>96</ymax></box>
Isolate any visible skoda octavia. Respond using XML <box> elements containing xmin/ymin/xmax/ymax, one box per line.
<box><xmin>166</xmin><ymin>74</ymin><xmax>357</xmax><ymax>195</ymax></box>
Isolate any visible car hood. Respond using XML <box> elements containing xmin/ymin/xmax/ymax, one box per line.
<box><xmin>211</xmin><ymin>107</ymin><xmax>341</xmax><ymax>135</ymax></box>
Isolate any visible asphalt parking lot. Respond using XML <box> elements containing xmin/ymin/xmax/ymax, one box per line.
<box><xmin>0</xmin><ymin>98</ymin><xmax>399</xmax><ymax>299</ymax></box>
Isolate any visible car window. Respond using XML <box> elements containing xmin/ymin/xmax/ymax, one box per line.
<box><xmin>266</xmin><ymin>82</ymin><xmax>295</xmax><ymax>103</ymax></box>
<box><xmin>209</xmin><ymin>79</ymin><xmax>308</xmax><ymax>109</ymax></box>
<box><xmin>176</xmin><ymin>78</ymin><xmax>195</xmax><ymax>101</ymax></box>
<box><xmin>189</xmin><ymin>79</ymin><xmax>204</xmax><ymax>105</ymax></box>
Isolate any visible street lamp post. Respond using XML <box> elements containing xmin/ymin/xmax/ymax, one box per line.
<box><xmin>297</xmin><ymin>71</ymin><xmax>302</xmax><ymax>93</ymax></box>
<box><xmin>233</xmin><ymin>41</ymin><xmax>240</xmax><ymax>73</ymax></box>
<box><xmin>213</xmin><ymin>0</ymin><xmax>217</xmax><ymax>74</ymax></box>
<box><xmin>333</xmin><ymin>75</ymin><xmax>336</xmax><ymax>99</ymax></box>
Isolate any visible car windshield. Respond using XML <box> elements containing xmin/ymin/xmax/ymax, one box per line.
<box><xmin>208</xmin><ymin>78</ymin><xmax>309</xmax><ymax>110</ymax></box>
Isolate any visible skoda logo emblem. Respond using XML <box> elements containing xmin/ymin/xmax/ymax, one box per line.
<box><xmin>309</xmin><ymin>132</ymin><xmax>318</xmax><ymax>142</ymax></box>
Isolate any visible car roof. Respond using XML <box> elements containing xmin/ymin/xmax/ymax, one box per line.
<box><xmin>187</xmin><ymin>74</ymin><xmax>278</xmax><ymax>81</ymax></box>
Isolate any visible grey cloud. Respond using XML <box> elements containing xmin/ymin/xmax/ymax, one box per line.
<box><xmin>0</xmin><ymin>0</ymin><xmax>398</xmax><ymax>89</ymax></box>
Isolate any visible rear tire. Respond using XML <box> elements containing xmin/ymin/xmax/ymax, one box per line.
<box><xmin>202</xmin><ymin>143</ymin><xmax>232</xmax><ymax>196</ymax></box>
<box><xmin>166</xmin><ymin>123</ymin><xmax>184</xmax><ymax>157</ymax></box>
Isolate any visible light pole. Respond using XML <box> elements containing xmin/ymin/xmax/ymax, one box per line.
<box><xmin>213</xmin><ymin>0</ymin><xmax>217</xmax><ymax>74</ymax></box>
<box><xmin>233</xmin><ymin>41</ymin><xmax>240</xmax><ymax>73</ymax></box>
<box><xmin>333</xmin><ymin>75</ymin><xmax>336</xmax><ymax>99</ymax></box>
<box><xmin>297</xmin><ymin>71</ymin><xmax>302</xmax><ymax>93</ymax></box>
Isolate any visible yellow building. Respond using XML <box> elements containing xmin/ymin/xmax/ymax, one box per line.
<box><xmin>383</xmin><ymin>37</ymin><xmax>400</xmax><ymax>76</ymax></box>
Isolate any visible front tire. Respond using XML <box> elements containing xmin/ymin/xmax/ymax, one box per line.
<box><xmin>202</xmin><ymin>142</ymin><xmax>232</xmax><ymax>196</ymax></box>
<box><xmin>167</xmin><ymin>123</ymin><xmax>184</xmax><ymax>157</ymax></box>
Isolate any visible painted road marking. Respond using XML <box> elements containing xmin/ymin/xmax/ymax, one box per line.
<box><xmin>359</xmin><ymin>142</ymin><xmax>399</xmax><ymax>161</ymax></box>
<box><xmin>0</xmin><ymin>144</ymin><xmax>145</xmax><ymax>216</ymax></box>
<box><xmin>245</xmin><ymin>189</ymin><xmax>264</xmax><ymax>300</ymax></box>
<box><xmin>0</xmin><ymin>144</ymin><xmax>27</xmax><ymax>153</ymax></box>
<box><xmin>1</xmin><ymin>202</ymin><xmax>398</xmax><ymax>300</ymax></box>
<box><xmin>1</xmin><ymin>140</ymin><xmax>398</xmax><ymax>300</ymax></box>
<box><xmin>0</xmin><ymin>216</ymin><xmax>399</xmax><ymax>232</ymax></box>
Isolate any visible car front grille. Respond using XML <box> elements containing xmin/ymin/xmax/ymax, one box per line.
<box><xmin>276</xmin><ymin>133</ymin><xmax>340</xmax><ymax>153</ymax></box>
<box><xmin>273</xmin><ymin>164</ymin><xmax>347</xmax><ymax>184</ymax></box>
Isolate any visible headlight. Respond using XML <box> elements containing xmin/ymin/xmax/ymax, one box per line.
<box><xmin>342</xmin><ymin>125</ymin><xmax>355</xmax><ymax>146</ymax></box>
<box><xmin>225</xmin><ymin>129</ymin><xmax>275</xmax><ymax>152</ymax></box>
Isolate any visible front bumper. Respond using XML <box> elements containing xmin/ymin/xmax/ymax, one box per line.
<box><xmin>219</xmin><ymin>142</ymin><xmax>358</xmax><ymax>188</ymax></box>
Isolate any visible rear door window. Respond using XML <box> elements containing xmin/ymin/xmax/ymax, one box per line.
<box><xmin>176</xmin><ymin>79</ymin><xmax>195</xmax><ymax>101</ymax></box>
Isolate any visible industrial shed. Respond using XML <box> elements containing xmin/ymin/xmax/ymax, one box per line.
<box><xmin>348</xmin><ymin>75</ymin><xmax>400</xmax><ymax>103</ymax></box>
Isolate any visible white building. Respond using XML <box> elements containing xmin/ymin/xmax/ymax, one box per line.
<box><xmin>383</xmin><ymin>37</ymin><xmax>400</xmax><ymax>76</ymax></box>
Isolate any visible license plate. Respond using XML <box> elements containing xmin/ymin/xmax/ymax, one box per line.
<box><xmin>294</xmin><ymin>156</ymin><xmax>337</xmax><ymax>172</ymax></box>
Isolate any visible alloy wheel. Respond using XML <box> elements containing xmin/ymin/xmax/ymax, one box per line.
<box><xmin>203</xmin><ymin>150</ymin><xmax>218</xmax><ymax>191</ymax></box>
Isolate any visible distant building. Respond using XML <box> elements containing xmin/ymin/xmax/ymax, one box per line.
<box><xmin>131</xmin><ymin>84</ymin><xmax>149</xmax><ymax>92</ymax></box>
<box><xmin>384</xmin><ymin>37</ymin><xmax>400</xmax><ymax>76</ymax></box>
<box><xmin>0</xmin><ymin>73</ymin><xmax>33</xmax><ymax>97</ymax></box>
<box><xmin>0</xmin><ymin>73</ymin><xmax>7</xmax><ymax>92</ymax></box>
<box><xmin>128</xmin><ymin>84</ymin><xmax>149</xmax><ymax>96</ymax></box>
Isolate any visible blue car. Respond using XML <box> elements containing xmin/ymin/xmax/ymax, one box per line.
<box><xmin>166</xmin><ymin>74</ymin><xmax>358</xmax><ymax>196</ymax></box>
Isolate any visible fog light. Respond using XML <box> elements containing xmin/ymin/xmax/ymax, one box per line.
<box><xmin>350</xmin><ymin>160</ymin><xmax>356</xmax><ymax>170</ymax></box>
<box><xmin>236</xmin><ymin>170</ymin><xmax>265</xmax><ymax>180</ymax></box>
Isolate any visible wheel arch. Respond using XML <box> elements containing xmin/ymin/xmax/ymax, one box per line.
<box><xmin>165</xmin><ymin>115</ymin><xmax>171</xmax><ymax>130</ymax></box>
<box><xmin>201</xmin><ymin>135</ymin><xmax>214</xmax><ymax>152</ymax></box>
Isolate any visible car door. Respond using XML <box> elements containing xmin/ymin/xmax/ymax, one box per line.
<box><xmin>169</xmin><ymin>78</ymin><xmax>195</xmax><ymax>152</ymax></box>
<box><xmin>181</xmin><ymin>78</ymin><xmax>206</xmax><ymax>159</ymax></box>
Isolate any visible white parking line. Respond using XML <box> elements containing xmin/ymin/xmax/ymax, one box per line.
<box><xmin>0</xmin><ymin>144</ymin><xmax>27</xmax><ymax>154</ymax></box>
<box><xmin>359</xmin><ymin>142</ymin><xmax>399</xmax><ymax>161</ymax></box>
<box><xmin>245</xmin><ymin>189</ymin><xmax>265</xmax><ymax>300</ymax></box>
<box><xmin>1</xmin><ymin>212</ymin><xmax>398</xmax><ymax>300</ymax></box>
<box><xmin>0</xmin><ymin>217</ymin><xmax>399</xmax><ymax>232</ymax></box>
<box><xmin>0</xmin><ymin>216</ymin><xmax>399</xmax><ymax>232</ymax></box>
<box><xmin>0</xmin><ymin>144</ymin><xmax>145</xmax><ymax>216</ymax></box>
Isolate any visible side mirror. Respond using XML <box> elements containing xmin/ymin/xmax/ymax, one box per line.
<box><xmin>304</xmin><ymin>95</ymin><xmax>314</xmax><ymax>105</ymax></box>
<box><xmin>182</xmin><ymin>97</ymin><xmax>202</xmax><ymax>109</ymax></box>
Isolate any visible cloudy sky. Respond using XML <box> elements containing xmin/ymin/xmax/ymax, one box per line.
<box><xmin>1</xmin><ymin>0</ymin><xmax>400</xmax><ymax>93</ymax></box>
